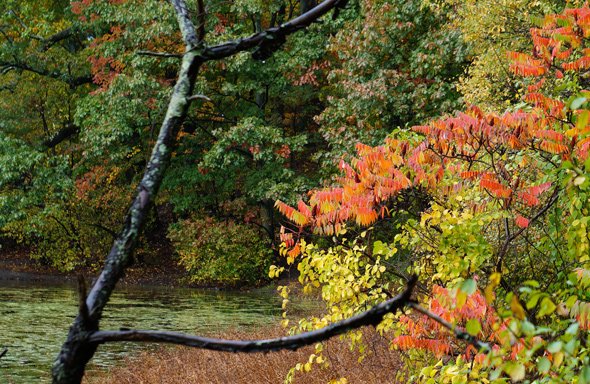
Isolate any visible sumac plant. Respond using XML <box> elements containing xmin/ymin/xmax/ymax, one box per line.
<box><xmin>275</xmin><ymin>5</ymin><xmax>590</xmax><ymax>383</ymax></box>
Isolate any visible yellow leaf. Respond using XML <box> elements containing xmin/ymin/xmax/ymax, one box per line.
<box><xmin>511</xmin><ymin>295</ymin><xmax>526</xmax><ymax>320</ymax></box>
<box><xmin>485</xmin><ymin>273</ymin><xmax>501</xmax><ymax>303</ymax></box>
<box><xmin>553</xmin><ymin>351</ymin><xmax>564</xmax><ymax>368</ymax></box>
<box><xmin>456</xmin><ymin>291</ymin><xmax>467</xmax><ymax>308</ymax></box>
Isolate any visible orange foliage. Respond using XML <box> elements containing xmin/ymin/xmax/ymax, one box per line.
<box><xmin>507</xmin><ymin>4</ymin><xmax>590</xmax><ymax>83</ymax></box>
<box><xmin>393</xmin><ymin>287</ymin><xmax>497</xmax><ymax>358</ymax></box>
<box><xmin>289</xmin><ymin>60</ymin><xmax>330</xmax><ymax>87</ymax></box>
<box><xmin>515</xmin><ymin>215</ymin><xmax>530</xmax><ymax>228</ymax></box>
<box><xmin>277</xmin><ymin>101</ymin><xmax>563</xmax><ymax>255</ymax></box>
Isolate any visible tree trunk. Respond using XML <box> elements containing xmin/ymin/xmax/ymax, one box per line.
<box><xmin>260</xmin><ymin>199</ymin><xmax>276</xmax><ymax>245</ymax></box>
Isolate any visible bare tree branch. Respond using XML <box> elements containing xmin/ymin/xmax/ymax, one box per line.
<box><xmin>39</xmin><ymin>27</ymin><xmax>76</xmax><ymax>51</ymax></box>
<box><xmin>88</xmin><ymin>279</ymin><xmax>490</xmax><ymax>359</ymax></box>
<box><xmin>495</xmin><ymin>187</ymin><xmax>560</xmax><ymax>272</ymax></box>
<box><xmin>196</xmin><ymin>0</ymin><xmax>206</xmax><ymax>43</ymax></box>
<box><xmin>187</xmin><ymin>94</ymin><xmax>211</xmax><ymax>101</ymax></box>
<box><xmin>90</xmin><ymin>276</ymin><xmax>417</xmax><ymax>352</ymax></box>
<box><xmin>7</xmin><ymin>10</ymin><xmax>77</xmax><ymax>50</ymax></box>
<box><xmin>0</xmin><ymin>59</ymin><xmax>92</xmax><ymax>88</ymax></box>
<box><xmin>136</xmin><ymin>50</ymin><xmax>183</xmax><ymax>58</ymax></box>
<box><xmin>42</xmin><ymin>124</ymin><xmax>79</xmax><ymax>148</ymax></box>
<box><xmin>89</xmin><ymin>276</ymin><xmax>418</xmax><ymax>352</ymax></box>
<box><xmin>197</xmin><ymin>0</ymin><xmax>348</xmax><ymax>62</ymax></box>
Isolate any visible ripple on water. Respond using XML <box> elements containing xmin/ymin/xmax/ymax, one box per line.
<box><xmin>0</xmin><ymin>280</ymin><xmax>282</xmax><ymax>384</ymax></box>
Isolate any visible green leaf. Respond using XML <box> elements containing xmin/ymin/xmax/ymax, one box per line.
<box><xmin>537</xmin><ymin>297</ymin><xmax>557</xmax><ymax>318</ymax></box>
<box><xmin>578</xmin><ymin>110</ymin><xmax>590</xmax><ymax>130</ymax></box>
<box><xmin>547</xmin><ymin>341</ymin><xmax>562</xmax><ymax>353</ymax></box>
<box><xmin>456</xmin><ymin>290</ymin><xmax>467</xmax><ymax>308</ymax></box>
<box><xmin>520</xmin><ymin>320</ymin><xmax>535</xmax><ymax>336</ymax></box>
<box><xmin>566</xmin><ymin>295</ymin><xmax>579</xmax><ymax>309</ymax></box>
<box><xmin>465</xmin><ymin>319</ymin><xmax>481</xmax><ymax>336</ymax></box>
<box><xmin>373</xmin><ymin>241</ymin><xmax>385</xmax><ymax>255</ymax></box>
<box><xmin>460</xmin><ymin>279</ymin><xmax>477</xmax><ymax>296</ymax></box>
<box><xmin>571</xmin><ymin>96</ymin><xmax>587</xmax><ymax>110</ymax></box>
<box><xmin>490</xmin><ymin>368</ymin><xmax>502</xmax><ymax>381</ymax></box>
<box><xmin>526</xmin><ymin>292</ymin><xmax>542</xmax><ymax>310</ymax></box>
<box><xmin>537</xmin><ymin>357</ymin><xmax>551</xmax><ymax>374</ymax></box>
<box><xmin>564</xmin><ymin>339</ymin><xmax>577</xmax><ymax>355</ymax></box>
<box><xmin>505</xmin><ymin>362</ymin><xmax>525</xmax><ymax>382</ymax></box>
<box><xmin>565</xmin><ymin>322</ymin><xmax>579</xmax><ymax>335</ymax></box>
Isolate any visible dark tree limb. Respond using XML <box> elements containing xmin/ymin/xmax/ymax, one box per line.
<box><xmin>0</xmin><ymin>59</ymin><xmax>92</xmax><ymax>88</ymax></box>
<box><xmin>7</xmin><ymin>10</ymin><xmax>77</xmax><ymax>51</ymax></box>
<box><xmin>136</xmin><ymin>50</ymin><xmax>182</xmax><ymax>58</ymax></box>
<box><xmin>197</xmin><ymin>0</ymin><xmax>348</xmax><ymax>62</ymax></box>
<box><xmin>52</xmin><ymin>1</ymin><xmax>346</xmax><ymax>383</ymax></box>
<box><xmin>87</xmin><ymin>279</ymin><xmax>490</xmax><ymax>358</ymax></box>
<box><xmin>38</xmin><ymin>27</ymin><xmax>76</xmax><ymax>51</ymax></box>
<box><xmin>196</xmin><ymin>0</ymin><xmax>206</xmax><ymax>43</ymax></box>
<box><xmin>42</xmin><ymin>124</ymin><xmax>79</xmax><ymax>148</ymax></box>
<box><xmin>89</xmin><ymin>276</ymin><xmax>418</xmax><ymax>352</ymax></box>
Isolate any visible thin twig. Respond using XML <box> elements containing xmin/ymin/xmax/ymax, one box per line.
<box><xmin>408</xmin><ymin>302</ymin><xmax>490</xmax><ymax>351</ymax></box>
<box><xmin>496</xmin><ymin>187</ymin><xmax>560</xmax><ymax>272</ymax></box>
<box><xmin>187</xmin><ymin>94</ymin><xmax>211</xmax><ymax>101</ymax></box>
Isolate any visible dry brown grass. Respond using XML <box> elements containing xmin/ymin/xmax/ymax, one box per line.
<box><xmin>85</xmin><ymin>326</ymin><xmax>406</xmax><ymax>384</ymax></box>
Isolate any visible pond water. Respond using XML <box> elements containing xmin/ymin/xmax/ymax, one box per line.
<box><xmin>0</xmin><ymin>279</ymin><xmax>283</xmax><ymax>383</ymax></box>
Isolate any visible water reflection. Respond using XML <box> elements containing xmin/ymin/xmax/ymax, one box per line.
<box><xmin>0</xmin><ymin>280</ymin><xmax>281</xmax><ymax>383</ymax></box>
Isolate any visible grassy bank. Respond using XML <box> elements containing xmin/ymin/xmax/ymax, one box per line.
<box><xmin>85</xmin><ymin>326</ymin><xmax>405</xmax><ymax>384</ymax></box>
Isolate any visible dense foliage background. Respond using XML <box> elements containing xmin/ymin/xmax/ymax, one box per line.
<box><xmin>0</xmin><ymin>0</ymin><xmax>466</xmax><ymax>283</ymax></box>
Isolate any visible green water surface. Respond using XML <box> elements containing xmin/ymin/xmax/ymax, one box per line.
<box><xmin>0</xmin><ymin>280</ymin><xmax>282</xmax><ymax>383</ymax></box>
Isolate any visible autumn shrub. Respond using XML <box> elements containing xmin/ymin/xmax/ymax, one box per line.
<box><xmin>25</xmin><ymin>162</ymin><xmax>139</xmax><ymax>271</ymax></box>
<box><xmin>167</xmin><ymin>217</ymin><xmax>273</xmax><ymax>287</ymax></box>
<box><xmin>28</xmin><ymin>203</ymin><xmax>113</xmax><ymax>271</ymax></box>
<box><xmin>0</xmin><ymin>132</ymin><xmax>141</xmax><ymax>271</ymax></box>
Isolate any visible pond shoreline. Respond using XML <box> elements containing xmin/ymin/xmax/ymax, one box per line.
<box><xmin>0</xmin><ymin>266</ymin><xmax>193</xmax><ymax>289</ymax></box>
<box><xmin>0</xmin><ymin>245</ymin><xmax>193</xmax><ymax>289</ymax></box>
<box><xmin>0</xmin><ymin>268</ymin><xmax>77</xmax><ymax>285</ymax></box>
<box><xmin>0</xmin><ymin>245</ymin><xmax>295</xmax><ymax>290</ymax></box>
